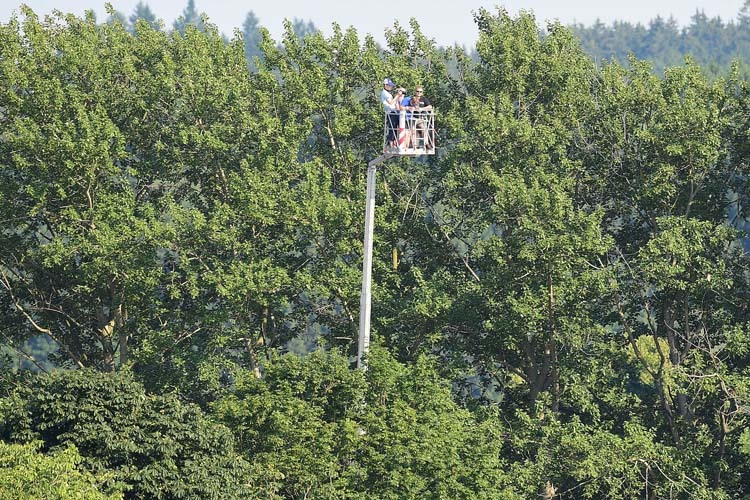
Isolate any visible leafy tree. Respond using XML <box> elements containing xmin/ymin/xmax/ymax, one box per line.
<box><xmin>252</xmin><ymin>16</ymin><xmax>459</xmax><ymax>366</ymax></box>
<box><xmin>0</xmin><ymin>7</ymin><xmax>331</xmax><ymax>395</ymax></box>
<box><xmin>576</xmin><ymin>55</ymin><xmax>750</xmax><ymax>494</ymax></box>
<box><xmin>0</xmin><ymin>8</ymin><xmax>156</xmax><ymax>371</ymax></box>
<box><xmin>410</xmin><ymin>8</ymin><xmax>611</xmax><ymax>416</ymax></box>
<box><xmin>212</xmin><ymin>348</ymin><xmax>516</xmax><ymax>498</ymax></box>
<box><xmin>0</xmin><ymin>369</ymin><xmax>251</xmax><ymax>498</ymax></box>
<box><xmin>0</xmin><ymin>441</ymin><xmax>122</xmax><ymax>499</ymax></box>
<box><xmin>505</xmin><ymin>416</ymin><xmax>719</xmax><ymax>498</ymax></box>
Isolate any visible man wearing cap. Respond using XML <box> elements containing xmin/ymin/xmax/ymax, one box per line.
<box><xmin>381</xmin><ymin>78</ymin><xmax>401</xmax><ymax>151</ymax></box>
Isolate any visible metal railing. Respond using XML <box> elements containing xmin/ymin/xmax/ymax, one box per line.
<box><xmin>382</xmin><ymin>109</ymin><xmax>435</xmax><ymax>155</ymax></box>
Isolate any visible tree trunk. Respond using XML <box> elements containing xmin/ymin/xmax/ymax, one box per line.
<box><xmin>245</xmin><ymin>336</ymin><xmax>262</xmax><ymax>379</ymax></box>
<box><xmin>663</xmin><ymin>300</ymin><xmax>691</xmax><ymax>421</ymax></box>
<box><xmin>547</xmin><ymin>274</ymin><xmax>559</xmax><ymax>414</ymax></box>
<box><xmin>119</xmin><ymin>330</ymin><xmax>128</xmax><ymax>366</ymax></box>
<box><xmin>713</xmin><ymin>411</ymin><xmax>728</xmax><ymax>489</ymax></box>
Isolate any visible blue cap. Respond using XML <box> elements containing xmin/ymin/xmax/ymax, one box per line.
<box><xmin>383</xmin><ymin>78</ymin><xmax>394</xmax><ymax>86</ymax></box>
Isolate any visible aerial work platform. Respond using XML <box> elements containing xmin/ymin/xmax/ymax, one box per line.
<box><xmin>358</xmin><ymin>108</ymin><xmax>436</xmax><ymax>369</ymax></box>
<box><xmin>382</xmin><ymin>109</ymin><xmax>435</xmax><ymax>156</ymax></box>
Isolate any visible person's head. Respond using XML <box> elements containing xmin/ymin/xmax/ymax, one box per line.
<box><xmin>415</xmin><ymin>86</ymin><xmax>424</xmax><ymax>96</ymax></box>
<box><xmin>383</xmin><ymin>77</ymin><xmax>394</xmax><ymax>90</ymax></box>
<box><xmin>397</xmin><ymin>87</ymin><xmax>406</xmax><ymax>95</ymax></box>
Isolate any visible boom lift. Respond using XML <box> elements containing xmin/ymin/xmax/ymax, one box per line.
<box><xmin>357</xmin><ymin>107</ymin><xmax>436</xmax><ymax>369</ymax></box>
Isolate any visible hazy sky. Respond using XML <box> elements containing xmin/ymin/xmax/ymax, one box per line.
<box><xmin>3</xmin><ymin>1</ymin><xmax>747</xmax><ymax>47</ymax></box>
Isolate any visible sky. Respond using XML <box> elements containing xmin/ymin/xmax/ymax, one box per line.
<box><xmin>2</xmin><ymin>1</ymin><xmax>747</xmax><ymax>47</ymax></box>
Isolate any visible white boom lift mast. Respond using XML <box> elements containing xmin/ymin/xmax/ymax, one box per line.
<box><xmin>357</xmin><ymin>108</ymin><xmax>435</xmax><ymax>369</ymax></box>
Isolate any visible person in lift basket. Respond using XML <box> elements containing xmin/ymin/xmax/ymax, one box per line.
<box><xmin>411</xmin><ymin>86</ymin><xmax>433</xmax><ymax>150</ymax></box>
<box><xmin>380</xmin><ymin>78</ymin><xmax>400</xmax><ymax>151</ymax></box>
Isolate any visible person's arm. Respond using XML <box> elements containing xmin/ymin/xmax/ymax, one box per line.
<box><xmin>394</xmin><ymin>90</ymin><xmax>406</xmax><ymax>108</ymax></box>
<box><xmin>397</xmin><ymin>95</ymin><xmax>412</xmax><ymax>110</ymax></box>
<box><xmin>381</xmin><ymin>90</ymin><xmax>398</xmax><ymax>112</ymax></box>
<box><xmin>420</xmin><ymin>96</ymin><xmax>433</xmax><ymax>111</ymax></box>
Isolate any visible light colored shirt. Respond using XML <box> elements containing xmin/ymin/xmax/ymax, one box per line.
<box><xmin>381</xmin><ymin>88</ymin><xmax>397</xmax><ymax>113</ymax></box>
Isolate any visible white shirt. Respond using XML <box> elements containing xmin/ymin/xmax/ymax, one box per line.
<box><xmin>381</xmin><ymin>88</ymin><xmax>397</xmax><ymax>113</ymax></box>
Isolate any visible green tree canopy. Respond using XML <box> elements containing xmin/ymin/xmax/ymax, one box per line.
<box><xmin>212</xmin><ymin>348</ymin><xmax>515</xmax><ymax>498</ymax></box>
<box><xmin>0</xmin><ymin>441</ymin><xmax>122</xmax><ymax>499</ymax></box>
<box><xmin>0</xmin><ymin>369</ymin><xmax>250</xmax><ymax>498</ymax></box>
<box><xmin>1</xmin><ymin>4</ymin><xmax>749</xmax><ymax>498</ymax></box>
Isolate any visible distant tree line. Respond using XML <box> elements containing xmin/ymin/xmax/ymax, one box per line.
<box><xmin>571</xmin><ymin>0</ymin><xmax>750</xmax><ymax>74</ymax></box>
<box><xmin>108</xmin><ymin>0</ymin><xmax>318</xmax><ymax>69</ymax></box>
<box><xmin>110</xmin><ymin>0</ymin><xmax>750</xmax><ymax>76</ymax></box>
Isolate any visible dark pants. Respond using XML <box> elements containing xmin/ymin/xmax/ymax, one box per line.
<box><xmin>386</xmin><ymin>112</ymin><xmax>399</xmax><ymax>142</ymax></box>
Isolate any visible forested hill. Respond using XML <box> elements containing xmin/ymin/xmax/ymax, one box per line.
<box><xmin>571</xmin><ymin>1</ymin><xmax>750</xmax><ymax>74</ymax></box>
<box><xmin>1</xmin><ymin>3</ymin><xmax>750</xmax><ymax>499</ymax></box>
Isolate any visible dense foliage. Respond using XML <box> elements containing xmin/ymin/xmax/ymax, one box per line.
<box><xmin>212</xmin><ymin>348</ymin><xmax>514</xmax><ymax>498</ymax></box>
<box><xmin>0</xmin><ymin>441</ymin><xmax>122</xmax><ymax>499</ymax></box>
<box><xmin>1</xmin><ymin>3</ymin><xmax>749</xmax><ymax>498</ymax></box>
<box><xmin>0</xmin><ymin>369</ymin><xmax>251</xmax><ymax>498</ymax></box>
